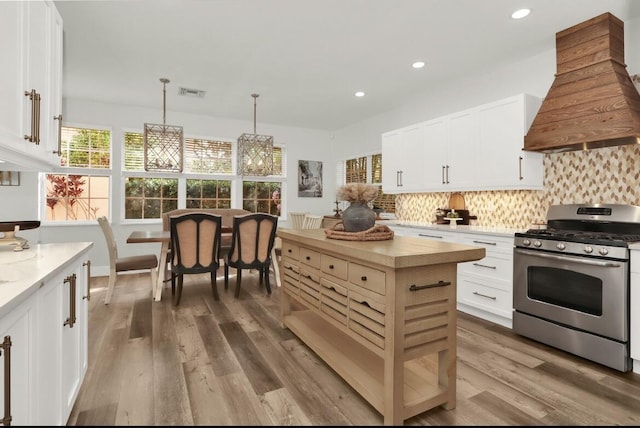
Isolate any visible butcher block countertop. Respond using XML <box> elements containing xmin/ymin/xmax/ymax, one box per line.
<box><xmin>0</xmin><ymin>242</ymin><xmax>93</xmax><ymax>317</ymax></box>
<box><xmin>277</xmin><ymin>228</ymin><xmax>486</xmax><ymax>269</ymax></box>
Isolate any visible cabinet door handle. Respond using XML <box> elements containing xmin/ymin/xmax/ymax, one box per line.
<box><xmin>519</xmin><ymin>156</ymin><xmax>523</xmax><ymax>180</ymax></box>
<box><xmin>0</xmin><ymin>336</ymin><xmax>12</xmax><ymax>426</ymax></box>
<box><xmin>328</xmin><ymin>264</ymin><xmax>334</xmax><ymax>269</ymax></box>
<box><xmin>63</xmin><ymin>274</ymin><xmax>77</xmax><ymax>328</ymax></box>
<box><xmin>83</xmin><ymin>260</ymin><xmax>91</xmax><ymax>301</ymax></box>
<box><xmin>472</xmin><ymin>240</ymin><xmax>497</xmax><ymax>246</ymax></box>
<box><xmin>305</xmin><ymin>256</ymin><xmax>311</xmax><ymax>261</ymax></box>
<box><xmin>472</xmin><ymin>262</ymin><xmax>496</xmax><ymax>269</ymax></box>
<box><xmin>445</xmin><ymin>165</ymin><xmax>450</xmax><ymax>184</ymax></box>
<box><xmin>52</xmin><ymin>114</ymin><xmax>63</xmax><ymax>155</ymax></box>
<box><xmin>287</xmin><ymin>249</ymin><xmax>292</xmax><ymax>253</ymax></box>
<box><xmin>360</xmin><ymin>276</ymin><xmax>367</xmax><ymax>281</ymax></box>
<box><xmin>410</xmin><ymin>280</ymin><xmax>451</xmax><ymax>291</ymax></box>
<box><xmin>398</xmin><ymin>170</ymin><xmax>403</xmax><ymax>187</ymax></box>
<box><xmin>473</xmin><ymin>291</ymin><xmax>497</xmax><ymax>300</ymax></box>
<box><xmin>418</xmin><ymin>233</ymin><xmax>444</xmax><ymax>239</ymax></box>
<box><xmin>442</xmin><ymin>165</ymin><xmax>446</xmax><ymax>184</ymax></box>
<box><xmin>24</xmin><ymin>89</ymin><xmax>41</xmax><ymax>145</ymax></box>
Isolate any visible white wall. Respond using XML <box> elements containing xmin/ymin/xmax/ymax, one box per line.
<box><xmin>330</xmin><ymin>13</ymin><xmax>640</xmax><ymax>159</ymax></box>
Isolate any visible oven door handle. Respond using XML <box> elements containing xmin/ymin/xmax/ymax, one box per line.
<box><xmin>514</xmin><ymin>248</ymin><xmax>623</xmax><ymax>268</ymax></box>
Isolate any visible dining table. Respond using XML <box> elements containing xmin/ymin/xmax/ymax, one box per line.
<box><xmin>127</xmin><ymin>227</ymin><xmax>232</xmax><ymax>302</ymax></box>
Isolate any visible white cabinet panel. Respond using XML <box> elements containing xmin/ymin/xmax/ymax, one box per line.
<box><xmin>631</xmin><ymin>250</ymin><xmax>640</xmax><ymax>372</ymax></box>
<box><xmin>0</xmin><ymin>0</ymin><xmax>63</xmax><ymax>169</ymax></box>
<box><xmin>382</xmin><ymin>123</ymin><xmax>426</xmax><ymax>193</ymax></box>
<box><xmin>0</xmin><ymin>295</ymin><xmax>37</xmax><ymax>425</ymax></box>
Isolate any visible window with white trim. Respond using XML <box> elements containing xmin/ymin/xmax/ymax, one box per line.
<box><xmin>43</xmin><ymin>126</ymin><xmax>111</xmax><ymax>222</ymax></box>
<box><xmin>339</xmin><ymin>153</ymin><xmax>395</xmax><ymax>213</ymax></box>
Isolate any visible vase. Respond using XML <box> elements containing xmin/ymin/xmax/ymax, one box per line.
<box><xmin>341</xmin><ymin>202</ymin><xmax>376</xmax><ymax>232</ymax></box>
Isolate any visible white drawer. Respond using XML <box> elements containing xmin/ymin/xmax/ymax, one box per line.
<box><xmin>458</xmin><ymin>253</ymin><xmax>513</xmax><ymax>282</ymax></box>
<box><xmin>459</xmin><ymin>233</ymin><xmax>513</xmax><ymax>255</ymax></box>
<box><xmin>458</xmin><ymin>275</ymin><xmax>512</xmax><ymax>319</ymax></box>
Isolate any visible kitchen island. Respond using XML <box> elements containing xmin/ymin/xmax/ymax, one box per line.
<box><xmin>277</xmin><ymin>228</ymin><xmax>485</xmax><ymax>425</ymax></box>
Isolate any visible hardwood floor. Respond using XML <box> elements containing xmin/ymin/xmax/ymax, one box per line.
<box><xmin>68</xmin><ymin>269</ymin><xmax>640</xmax><ymax>426</ymax></box>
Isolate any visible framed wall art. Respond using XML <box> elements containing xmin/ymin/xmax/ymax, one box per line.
<box><xmin>298</xmin><ymin>160</ymin><xmax>323</xmax><ymax>197</ymax></box>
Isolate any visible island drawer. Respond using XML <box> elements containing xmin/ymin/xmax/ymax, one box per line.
<box><xmin>320</xmin><ymin>278</ymin><xmax>348</xmax><ymax>325</ymax></box>
<box><xmin>348</xmin><ymin>290</ymin><xmax>385</xmax><ymax>350</ymax></box>
<box><xmin>349</xmin><ymin>263</ymin><xmax>385</xmax><ymax>295</ymax></box>
<box><xmin>299</xmin><ymin>247</ymin><xmax>321</xmax><ymax>269</ymax></box>
<box><xmin>281</xmin><ymin>241</ymin><xmax>300</xmax><ymax>260</ymax></box>
<box><xmin>321</xmin><ymin>254</ymin><xmax>348</xmax><ymax>280</ymax></box>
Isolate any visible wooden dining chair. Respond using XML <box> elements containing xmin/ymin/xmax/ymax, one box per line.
<box><xmin>97</xmin><ymin>216</ymin><xmax>158</xmax><ymax>305</ymax></box>
<box><xmin>224</xmin><ymin>213</ymin><xmax>278</xmax><ymax>298</ymax></box>
<box><xmin>169</xmin><ymin>212</ymin><xmax>223</xmax><ymax>306</ymax></box>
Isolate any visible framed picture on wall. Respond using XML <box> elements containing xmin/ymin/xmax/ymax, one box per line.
<box><xmin>298</xmin><ymin>160</ymin><xmax>323</xmax><ymax>197</ymax></box>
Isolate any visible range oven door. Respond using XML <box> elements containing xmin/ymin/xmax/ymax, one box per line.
<box><xmin>513</xmin><ymin>247</ymin><xmax>628</xmax><ymax>342</ymax></box>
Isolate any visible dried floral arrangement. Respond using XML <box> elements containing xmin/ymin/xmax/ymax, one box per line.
<box><xmin>336</xmin><ymin>183</ymin><xmax>379</xmax><ymax>204</ymax></box>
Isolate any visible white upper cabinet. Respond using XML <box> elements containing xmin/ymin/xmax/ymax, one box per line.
<box><xmin>477</xmin><ymin>94</ymin><xmax>543</xmax><ymax>190</ymax></box>
<box><xmin>382</xmin><ymin>123</ymin><xmax>426</xmax><ymax>193</ymax></box>
<box><xmin>0</xmin><ymin>1</ymin><xmax>63</xmax><ymax>169</ymax></box>
<box><xmin>381</xmin><ymin>93</ymin><xmax>544</xmax><ymax>194</ymax></box>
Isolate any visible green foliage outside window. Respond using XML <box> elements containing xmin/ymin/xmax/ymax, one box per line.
<box><xmin>60</xmin><ymin>128</ymin><xmax>110</xmax><ymax>168</ymax></box>
<box><xmin>186</xmin><ymin>179</ymin><xmax>232</xmax><ymax>208</ymax></box>
<box><xmin>242</xmin><ymin>181</ymin><xmax>281</xmax><ymax>216</ymax></box>
<box><xmin>124</xmin><ymin>177</ymin><xmax>178</xmax><ymax>219</ymax></box>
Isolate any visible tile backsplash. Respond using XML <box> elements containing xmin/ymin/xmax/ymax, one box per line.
<box><xmin>396</xmin><ymin>144</ymin><xmax>640</xmax><ymax>229</ymax></box>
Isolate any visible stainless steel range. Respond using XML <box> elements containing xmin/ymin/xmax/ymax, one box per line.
<box><xmin>513</xmin><ymin>204</ymin><xmax>640</xmax><ymax>372</ymax></box>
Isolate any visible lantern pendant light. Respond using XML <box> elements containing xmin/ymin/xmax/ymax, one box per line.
<box><xmin>144</xmin><ymin>78</ymin><xmax>184</xmax><ymax>172</ymax></box>
<box><xmin>237</xmin><ymin>93</ymin><xmax>274</xmax><ymax>176</ymax></box>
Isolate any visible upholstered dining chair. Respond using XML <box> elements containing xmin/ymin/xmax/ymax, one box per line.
<box><xmin>224</xmin><ymin>213</ymin><xmax>278</xmax><ymax>298</ymax></box>
<box><xmin>97</xmin><ymin>216</ymin><xmax>158</xmax><ymax>305</ymax></box>
<box><xmin>169</xmin><ymin>212</ymin><xmax>223</xmax><ymax>306</ymax></box>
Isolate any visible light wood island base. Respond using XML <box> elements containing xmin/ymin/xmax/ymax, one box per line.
<box><xmin>278</xmin><ymin>229</ymin><xmax>485</xmax><ymax>425</ymax></box>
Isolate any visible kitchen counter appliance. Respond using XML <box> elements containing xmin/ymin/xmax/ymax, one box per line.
<box><xmin>513</xmin><ymin>203</ymin><xmax>640</xmax><ymax>372</ymax></box>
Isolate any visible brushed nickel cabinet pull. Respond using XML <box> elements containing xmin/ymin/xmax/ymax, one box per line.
<box><xmin>409</xmin><ymin>280</ymin><xmax>451</xmax><ymax>291</ymax></box>
<box><xmin>52</xmin><ymin>114</ymin><xmax>63</xmax><ymax>155</ymax></box>
<box><xmin>473</xmin><ymin>291</ymin><xmax>496</xmax><ymax>300</ymax></box>
<box><xmin>445</xmin><ymin>165</ymin><xmax>450</xmax><ymax>184</ymax></box>
<box><xmin>24</xmin><ymin>89</ymin><xmax>41</xmax><ymax>145</ymax></box>
<box><xmin>519</xmin><ymin>156</ymin><xmax>523</xmax><ymax>180</ymax></box>
<box><xmin>63</xmin><ymin>274</ymin><xmax>77</xmax><ymax>328</ymax></box>
<box><xmin>418</xmin><ymin>233</ymin><xmax>444</xmax><ymax>239</ymax></box>
<box><xmin>1</xmin><ymin>335</ymin><xmax>12</xmax><ymax>426</ymax></box>
<box><xmin>442</xmin><ymin>165</ymin><xmax>446</xmax><ymax>184</ymax></box>
<box><xmin>396</xmin><ymin>171</ymin><xmax>400</xmax><ymax>187</ymax></box>
<box><xmin>472</xmin><ymin>262</ymin><xmax>496</xmax><ymax>269</ymax></box>
<box><xmin>82</xmin><ymin>260</ymin><xmax>91</xmax><ymax>301</ymax></box>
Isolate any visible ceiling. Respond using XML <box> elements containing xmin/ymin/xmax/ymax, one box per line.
<box><xmin>55</xmin><ymin>0</ymin><xmax>640</xmax><ymax>131</ymax></box>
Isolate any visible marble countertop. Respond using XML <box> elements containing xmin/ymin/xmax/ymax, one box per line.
<box><xmin>384</xmin><ymin>220</ymin><xmax>525</xmax><ymax>238</ymax></box>
<box><xmin>0</xmin><ymin>242</ymin><xmax>93</xmax><ymax>317</ymax></box>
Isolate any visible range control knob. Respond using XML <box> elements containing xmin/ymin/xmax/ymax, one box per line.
<box><xmin>556</xmin><ymin>243</ymin><xmax>566</xmax><ymax>250</ymax></box>
<box><xmin>522</xmin><ymin>239</ymin><xmax>531</xmax><ymax>246</ymax></box>
<box><xmin>584</xmin><ymin>246</ymin><xmax>593</xmax><ymax>254</ymax></box>
<box><xmin>599</xmin><ymin>248</ymin><xmax>609</xmax><ymax>256</ymax></box>
<box><xmin>533</xmin><ymin>240</ymin><xmax>542</xmax><ymax>248</ymax></box>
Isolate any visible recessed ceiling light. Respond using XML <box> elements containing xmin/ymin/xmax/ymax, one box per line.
<box><xmin>355</xmin><ymin>91</ymin><xmax>365</xmax><ymax>97</ymax></box>
<box><xmin>412</xmin><ymin>61</ymin><xmax>425</xmax><ymax>69</ymax></box>
<box><xmin>511</xmin><ymin>8</ymin><xmax>531</xmax><ymax>19</ymax></box>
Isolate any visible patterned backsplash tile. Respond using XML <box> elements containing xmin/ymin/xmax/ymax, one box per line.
<box><xmin>396</xmin><ymin>144</ymin><xmax>640</xmax><ymax>229</ymax></box>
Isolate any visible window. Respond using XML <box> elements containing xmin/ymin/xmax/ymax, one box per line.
<box><xmin>185</xmin><ymin>138</ymin><xmax>233</xmax><ymax>174</ymax></box>
<box><xmin>43</xmin><ymin>126</ymin><xmax>111</xmax><ymax>222</ymax></box>
<box><xmin>242</xmin><ymin>181</ymin><xmax>281</xmax><ymax>216</ymax></box>
<box><xmin>45</xmin><ymin>174</ymin><xmax>110</xmax><ymax>221</ymax></box>
<box><xmin>340</xmin><ymin>153</ymin><xmax>395</xmax><ymax>213</ymax></box>
<box><xmin>58</xmin><ymin>127</ymin><xmax>110</xmax><ymax>168</ymax></box>
<box><xmin>186</xmin><ymin>179</ymin><xmax>231</xmax><ymax>208</ymax></box>
<box><xmin>124</xmin><ymin>177</ymin><xmax>178</xmax><ymax>219</ymax></box>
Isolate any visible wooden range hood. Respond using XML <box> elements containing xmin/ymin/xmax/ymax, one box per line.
<box><xmin>524</xmin><ymin>12</ymin><xmax>640</xmax><ymax>153</ymax></box>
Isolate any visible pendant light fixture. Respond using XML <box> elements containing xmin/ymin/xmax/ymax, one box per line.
<box><xmin>237</xmin><ymin>93</ymin><xmax>273</xmax><ymax>176</ymax></box>
<box><xmin>144</xmin><ymin>78</ymin><xmax>184</xmax><ymax>172</ymax></box>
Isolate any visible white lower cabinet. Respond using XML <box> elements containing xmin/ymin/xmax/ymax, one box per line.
<box><xmin>389</xmin><ymin>225</ymin><xmax>515</xmax><ymax>328</ymax></box>
<box><xmin>0</xmin><ymin>253</ymin><xmax>89</xmax><ymax>425</ymax></box>
<box><xmin>0</xmin><ymin>296</ymin><xmax>37</xmax><ymax>425</ymax></box>
<box><xmin>631</xmin><ymin>250</ymin><xmax>640</xmax><ymax>373</ymax></box>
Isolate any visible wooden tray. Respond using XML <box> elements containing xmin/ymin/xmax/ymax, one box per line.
<box><xmin>448</xmin><ymin>192</ymin><xmax>465</xmax><ymax>210</ymax></box>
